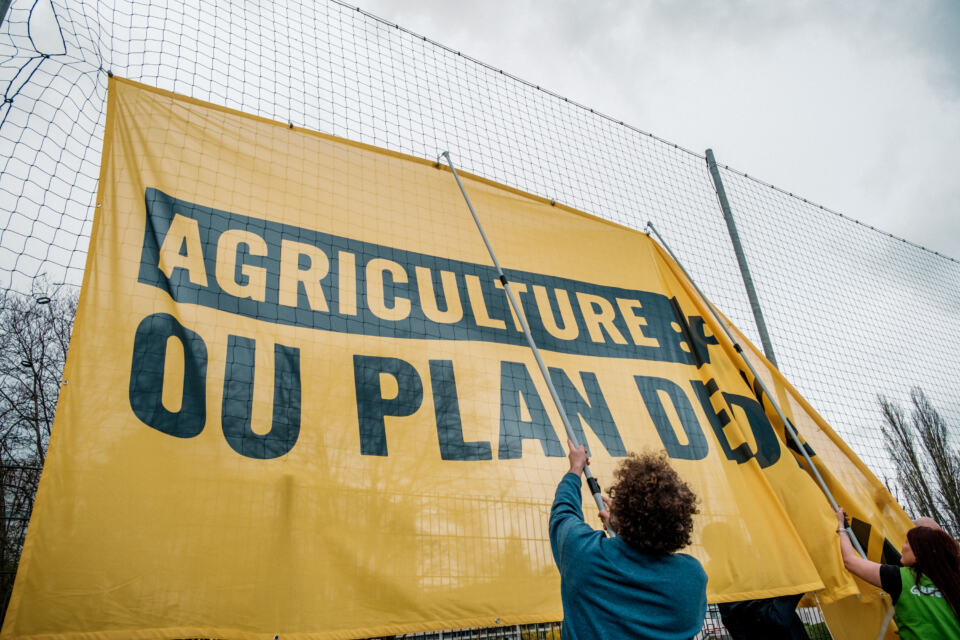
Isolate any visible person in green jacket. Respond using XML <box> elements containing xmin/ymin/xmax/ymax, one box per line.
<box><xmin>835</xmin><ymin>507</ymin><xmax>960</xmax><ymax>639</ymax></box>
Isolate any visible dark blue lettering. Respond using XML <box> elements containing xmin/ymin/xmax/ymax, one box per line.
<box><xmin>353</xmin><ymin>355</ymin><xmax>423</xmax><ymax>456</ymax></box>
<box><xmin>498</xmin><ymin>361</ymin><xmax>564</xmax><ymax>459</ymax></box>
<box><xmin>222</xmin><ymin>336</ymin><xmax>301</xmax><ymax>459</ymax></box>
<box><xmin>138</xmin><ymin>188</ymin><xmax>693</xmax><ymax>364</ymax></box>
<box><xmin>129</xmin><ymin>313</ymin><xmax>207</xmax><ymax>438</ymax></box>
<box><xmin>634</xmin><ymin>375</ymin><xmax>708</xmax><ymax>460</ymax></box>
<box><xmin>692</xmin><ymin>380</ymin><xmax>780</xmax><ymax>469</ymax></box>
<box><xmin>548</xmin><ymin>368</ymin><xmax>626</xmax><ymax>456</ymax></box>
<box><xmin>722</xmin><ymin>392</ymin><xmax>781</xmax><ymax>469</ymax></box>
<box><xmin>429</xmin><ymin>360</ymin><xmax>492</xmax><ymax>461</ymax></box>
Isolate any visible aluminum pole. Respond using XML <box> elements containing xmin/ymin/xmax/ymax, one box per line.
<box><xmin>439</xmin><ymin>151</ymin><xmax>612</xmax><ymax>533</ymax></box>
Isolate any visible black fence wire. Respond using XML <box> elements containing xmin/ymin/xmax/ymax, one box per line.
<box><xmin>364</xmin><ymin>604</ymin><xmax>833</xmax><ymax>640</ymax></box>
<box><xmin>1</xmin><ymin>0</ymin><xmax>957</xmax><ymax>636</ymax></box>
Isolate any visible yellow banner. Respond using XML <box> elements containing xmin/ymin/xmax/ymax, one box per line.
<box><xmin>707</xmin><ymin>309</ymin><xmax>914</xmax><ymax>637</ymax></box>
<box><xmin>2</xmin><ymin>78</ymin><xmax>906</xmax><ymax>640</ymax></box>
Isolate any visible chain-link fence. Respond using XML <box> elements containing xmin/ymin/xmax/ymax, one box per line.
<box><xmin>1</xmin><ymin>0</ymin><xmax>957</xmax><ymax>635</ymax></box>
<box><xmin>364</xmin><ymin>605</ymin><xmax>833</xmax><ymax>639</ymax></box>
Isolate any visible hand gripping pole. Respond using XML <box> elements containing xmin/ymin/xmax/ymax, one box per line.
<box><xmin>439</xmin><ymin>151</ymin><xmax>612</xmax><ymax>534</ymax></box>
<box><xmin>645</xmin><ymin>222</ymin><xmax>867</xmax><ymax>558</ymax></box>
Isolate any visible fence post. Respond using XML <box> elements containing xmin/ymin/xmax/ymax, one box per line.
<box><xmin>705</xmin><ymin>148</ymin><xmax>779</xmax><ymax>367</ymax></box>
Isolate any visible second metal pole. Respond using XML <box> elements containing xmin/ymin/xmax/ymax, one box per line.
<box><xmin>646</xmin><ymin>221</ymin><xmax>867</xmax><ymax>559</ymax></box>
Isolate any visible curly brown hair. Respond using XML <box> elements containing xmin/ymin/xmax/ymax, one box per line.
<box><xmin>608</xmin><ymin>451</ymin><xmax>699</xmax><ymax>554</ymax></box>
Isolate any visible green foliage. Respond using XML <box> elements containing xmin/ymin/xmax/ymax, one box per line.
<box><xmin>879</xmin><ymin>388</ymin><xmax>960</xmax><ymax>538</ymax></box>
<box><xmin>804</xmin><ymin>621</ymin><xmax>833</xmax><ymax>639</ymax></box>
<box><xmin>519</xmin><ymin>627</ymin><xmax>561</xmax><ymax>640</ymax></box>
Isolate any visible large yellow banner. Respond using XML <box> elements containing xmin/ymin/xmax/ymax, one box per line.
<box><xmin>2</xmin><ymin>78</ymin><xmax>909</xmax><ymax>640</ymax></box>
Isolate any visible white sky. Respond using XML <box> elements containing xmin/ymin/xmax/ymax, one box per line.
<box><xmin>356</xmin><ymin>0</ymin><xmax>960</xmax><ymax>259</ymax></box>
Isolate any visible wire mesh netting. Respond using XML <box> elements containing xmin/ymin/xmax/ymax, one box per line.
<box><xmin>2</xmin><ymin>0</ymin><xmax>955</xmax><ymax>487</ymax></box>
<box><xmin>717</xmin><ymin>168</ymin><xmax>960</xmax><ymax>481</ymax></box>
<box><xmin>0</xmin><ymin>0</ymin><xmax>957</xmax><ymax>636</ymax></box>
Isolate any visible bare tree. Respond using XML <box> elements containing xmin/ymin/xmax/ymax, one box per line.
<box><xmin>0</xmin><ymin>280</ymin><xmax>77</xmax><ymax>620</ymax></box>
<box><xmin>880</xmin><ymin>388</ymin><xmax>960</xmax><ymax>538</ymax></box>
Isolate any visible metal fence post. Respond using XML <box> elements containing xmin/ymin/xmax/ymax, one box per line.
<box><xmin>705</xmin><ymin>148</ymin><xmax>779</xmax><ymax>368</ymax></box>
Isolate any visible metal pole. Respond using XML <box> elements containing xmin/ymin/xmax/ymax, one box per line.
<box><xmin>645</xmin><ymin>221</ymin><xmax>867</xmax><ymax>558</ymax></box>
<box><xmin>705</xmin><ymin>149</ymin><xmax>778</xmax><ymax>368</ymax></box>
<box><xmin>875</xmin><ymin>603</ymin><xmax>896</xmax><ymax>640</ymax></box>
<box><xmin>439</xmin><ymin>151</ymin><xmax>612</xmax><ymax>533</ymax></box>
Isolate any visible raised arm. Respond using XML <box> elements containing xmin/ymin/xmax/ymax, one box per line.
<box><xmin>835</xmin><ymin>507</ymin><xmax>882</xmax><ymax>588</ymax></box>
<box><xmin>549</xmin><ymin>440</ymin><xmax>602</xmax><ymax>565</ymax></box>
<box><xmin>550</xmin><ymin>440</ymin><xmax>590</xmax><ymax>528</ymax></box>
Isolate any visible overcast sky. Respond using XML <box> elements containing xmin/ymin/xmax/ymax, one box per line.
<box><xmin>355</xmin><ymin>0</ymin><xmax>960</xmax><ymax>260</ymax></box>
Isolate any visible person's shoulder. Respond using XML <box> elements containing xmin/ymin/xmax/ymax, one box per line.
<box><xmin>659</xmin><ymin>553</ymin><xmax>708</xmax><ymax>598</ymax></box>
<box><xmin>669</xmin><ymin>553</ymin><xmax>707</xmax><ymax>578</ymax></box>
<box><xmin>670</xmin><ymin>552</ymin><xmax>704</xmax><ymax>566</ymax></box>
<box><xmin>560</xmin><ymin>526</ymin><xmax>608</xmax><ymax>560</ymax></box>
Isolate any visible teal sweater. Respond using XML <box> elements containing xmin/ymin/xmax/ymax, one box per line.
<box><xmin>549</xmin><ymin>473</ymin><xmax>707</xmax><ymax>640</ymax></box>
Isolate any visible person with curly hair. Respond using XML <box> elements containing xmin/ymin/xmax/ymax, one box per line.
<box><xmin>549</xmin><ymin>439</ymin><xmax>707</xmax><ymax>639</ymax></box>
<box><xmin>835</xmin><ymin>507</ymin><xmax>960</xmax><ymax>639</ymax></box>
